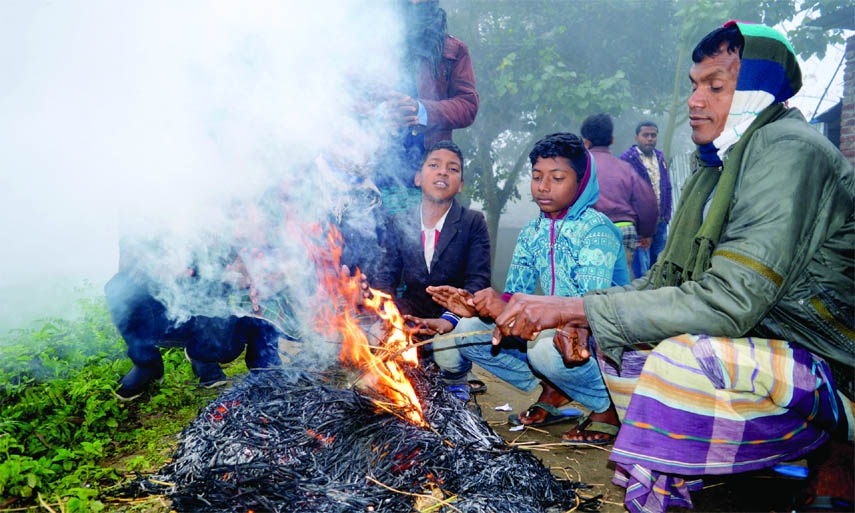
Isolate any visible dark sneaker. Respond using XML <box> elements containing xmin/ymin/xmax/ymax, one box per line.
<box><xmin>115</xmin><ymin>365</ymin><xmax>164</xmax><ymax>401</ymax></box>
<box><xmin>185</xmin><ymin>348</ymin><xmax>228</xmax><ymax>388</ymax></box>
<box><xmin>199</xmin><ymin>373</ymin><xmax>228</xmax><ymax>389</ymax></box>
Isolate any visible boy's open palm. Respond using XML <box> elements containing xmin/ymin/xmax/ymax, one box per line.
<box><xmin>426</xmin><ymin>285</ymin><xmax>476</xmax><ymax>318</ymax></box>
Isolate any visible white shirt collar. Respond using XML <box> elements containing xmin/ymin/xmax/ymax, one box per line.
<box><xmin>420</xmin><ymin>203</ymin><xmax>452</xmax><ymax>233</ymax></box>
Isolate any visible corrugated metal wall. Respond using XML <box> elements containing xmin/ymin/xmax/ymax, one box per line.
<box><xmin>668</xmin><ymin>151</ymin><xmax>695</xmax><ymax>209</ymax></box>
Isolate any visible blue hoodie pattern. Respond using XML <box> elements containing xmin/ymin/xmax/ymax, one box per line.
<box><xmin>504</xmin><ymin>155</ymin><xmax>629</xmax><ymax>297</ymax></box>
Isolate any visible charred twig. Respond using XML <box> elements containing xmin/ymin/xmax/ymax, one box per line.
<box><xmin>380</xmin><ymin>329</ymin><xmax>494</xmax><ymax>362</ymax></box>
<box><xmin>111</xmin><ymin>367</ymin><xmax>598</xmax><ymax>513</ymax></box>
<box><xmin>365</xmin><ymin>475</ymin><xmax>463</xmax><ymax>513</ymax></box>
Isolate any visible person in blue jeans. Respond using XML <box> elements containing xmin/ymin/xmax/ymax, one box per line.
<box><xmin>106</xmin><ymin>240</ymin><xmax>284</xmax><ymax>402</ymax></box>
<box><xmin>619</xmin><ymin>121</ymin><xmax>672</xmax><ymax>278</ymax></box>
<box><xmin>428</xmin><ymin>132</ymin><xmax>628</xmax><ymax>444</ymax></box>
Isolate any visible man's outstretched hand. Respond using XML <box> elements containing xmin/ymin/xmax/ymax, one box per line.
<box><xmin>492</xmin><ymin>294</ymin><xmax>587</xmax><ymax>344</ymax></box>
<box><xmin>384</xmin><ymin>92</ymin><xmax>419</xmax><ymax>133</ymax></box>
<box><xmin>341</xmin><ymin>265</ymin><xmax>372</xmax><ymax>306</ymax></box>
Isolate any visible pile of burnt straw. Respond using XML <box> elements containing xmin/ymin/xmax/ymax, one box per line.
<box><xmin>119</xmin><ymin>365</ymin><xmax>600</xmax><ymax>513</ymax></box>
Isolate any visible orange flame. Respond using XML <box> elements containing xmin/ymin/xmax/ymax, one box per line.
<box><xmin>309</xmin><ymin>225</ymin><xmax>424</xmax><ymax>426</ymax></box>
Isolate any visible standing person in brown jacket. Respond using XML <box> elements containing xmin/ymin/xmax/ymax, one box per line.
<box><xmin>374</xmin><ymin>0</ymin><xmax>480</xmax><ymax>215</ymax></box>
<box><xmin>582</xmin><ymin>113</ymin><xmax>657</xmax><ymax>278</ymax></box>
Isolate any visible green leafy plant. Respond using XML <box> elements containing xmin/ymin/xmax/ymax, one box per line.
<box><xmin>0</xmin><ymin>290</ymin><xmax>227</xmax><ymax>512</ymax></box>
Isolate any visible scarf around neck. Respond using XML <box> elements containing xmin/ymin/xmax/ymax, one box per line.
<box><xmin>648</xmin><ymin>21</ymin><xmax>801</xmax><ymax>287</ymax></box>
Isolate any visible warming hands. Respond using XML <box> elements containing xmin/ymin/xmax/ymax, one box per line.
<box><xmin>384</xmin><ymin>92</ymin><xmax>420</xmax><ymax>134</ymax></box>
<box><xmin>426</xmin><ymin>285</ymin><xmax>477</xmax><ymax>318</ymax></box>
<box><xmin>427</xmin><ymin>286</ymin><xmax>510</xmax><ymax>321</ymax></box>
<box><xmin>402</xmin><ymin>315</ymin><xmax>454</xmax><ymax>337</ymax></box>
<box><xmin>471</xmin><ymin>288</ymin><xmax>506</xmax><ymax>320</ymax></box>
<box><xmin>492</xmin><ymin>294</ymin><xmax>588</xmax><ymax>344</ymax></box>
<box><xmin>341</xmin><ymin>265</ymin><xmax>372</xmax><ymax>306</ymax></box>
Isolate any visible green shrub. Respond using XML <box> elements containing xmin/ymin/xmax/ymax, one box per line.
<box><xmin>0</xmin><ymin>289</ymin><xmax>219</xmax><ymax>512</ymax></box>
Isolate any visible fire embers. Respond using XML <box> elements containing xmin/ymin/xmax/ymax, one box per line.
<box><xmin>131</xmin><ymin>367</ymin><xmax>597</xmax><ymax>513</ymax></box>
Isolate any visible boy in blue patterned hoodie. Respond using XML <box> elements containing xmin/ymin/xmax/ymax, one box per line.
<box><xmin>429</xmin><ymin>132</ymin><xmax>628</xmax><ymax>442</ymax></box>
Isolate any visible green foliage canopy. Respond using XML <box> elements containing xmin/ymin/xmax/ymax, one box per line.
<box><xmin>440</xmin><ymin>0</ymin><xmax>847</xmax><ymax>260</ymax></box>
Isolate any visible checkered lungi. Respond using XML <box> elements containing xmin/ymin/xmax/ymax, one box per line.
<box><xmin>618</xmin><ymin>223</ymin><xmax>637</xmax><ymax>252</ymax></box>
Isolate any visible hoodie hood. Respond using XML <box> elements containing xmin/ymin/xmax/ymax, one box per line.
<box><xmin>542</xmin><ymin>149</ymin><xmax>599</xmax><ymax>222</ymax></box>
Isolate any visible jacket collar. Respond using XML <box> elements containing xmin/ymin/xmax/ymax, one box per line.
<box><xmin>431</xmin><ymin>199</ymin><xmax>462</xmax><ymax>269</ymax></box>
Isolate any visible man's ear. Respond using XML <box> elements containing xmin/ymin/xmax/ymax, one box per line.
<box><xmin>456</xmin><ymin>179</ymin><xmax>464</xmax><ymax>195</ymax></box>
<box><xmin>414</xmin><ymin>171</ymin><xmax>423</xmax><ymax>188</ymax></box>
<box><xmin>582</xmin><ymin>138</ymin><xmax>592</xmax><ymax>149</ymax></box>
<box><xmin>610</xmin><ymin>136</ymin><xmax>615</xmax><ymax>146</ymax></box>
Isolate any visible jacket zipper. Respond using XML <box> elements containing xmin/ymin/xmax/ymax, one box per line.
<box><xmin>549</xmin><ymin>217</ymin><xmax>556</xmax><ymax>295</ymax></box>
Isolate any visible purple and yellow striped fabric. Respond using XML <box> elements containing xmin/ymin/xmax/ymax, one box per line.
<box><xmin>600</xmin><ymin>334</ymin><xmax>849</xmax><ymax>513</ymax></box>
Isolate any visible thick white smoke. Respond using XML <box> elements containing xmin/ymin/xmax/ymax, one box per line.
<box><xmin>0</xmin><ymin>0</ymin><xmax>404</xmax><ymax>334</ymax></box>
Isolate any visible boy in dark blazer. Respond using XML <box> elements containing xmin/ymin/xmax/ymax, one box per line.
<box><xmin>372</xmin><ymin>141</ymin><xmax>491</xmax><ymax>401</ymax></box>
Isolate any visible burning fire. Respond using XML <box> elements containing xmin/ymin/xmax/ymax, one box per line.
<box><xmin>310</xmin><ymin>226</ymin><xmax>425</xmax><ymax>426</ymax></box>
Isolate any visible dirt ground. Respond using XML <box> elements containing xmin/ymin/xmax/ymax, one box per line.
<box><xmin>468</xmin><ymin>366</ymin><xmax>815</xmax><ymax>513</ymax></box>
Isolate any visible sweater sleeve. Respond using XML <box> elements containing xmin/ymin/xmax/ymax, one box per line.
<box><xmin>584</xmin><ymin>123</ymin><xmax>849</xmax><ymax>363</ymax></box>
<box><xmin>631</xmin><ymin>171</ymin><xmax>659</xmax><ymax>237</ymax></box>
<box><xmin>575</xmin><ymin>224</ymin><xmax>623</xmax><ymax>294</ymax></box>
<box><xmin>503</xmin><ymin>224</ymin><xmax>539</xmax><ymax>295</ymax></box>
<box><xmin>421</xmin><ymin>39</ymin><xmax>479</xmax><ymax>131</ymax></box>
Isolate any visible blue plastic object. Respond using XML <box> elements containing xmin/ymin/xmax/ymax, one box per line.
<box><xmin>770</xmin><ymin>463</ymin><xmax>809</xmax><ymax>479</ymax></box>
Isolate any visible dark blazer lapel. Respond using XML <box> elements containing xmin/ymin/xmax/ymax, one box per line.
<box><xmin>430</xmin><ymin>200</ymin><xmax>461</xmax><ymax>271</ymax></box>
<box><xmin>401</xmin><ymin>205</ymin><xmax>430</xmax><ymax>276</ymax></box>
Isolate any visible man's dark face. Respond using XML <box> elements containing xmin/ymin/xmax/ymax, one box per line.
<box><xmin>635</xmin><ymin>126</ymin><xmax>658</xmax><ymax>155</ymax></box>
<box><xmin>688</xmin><ymin>44</ymin><xmax>740</xmax><ymax>146</ymax></box>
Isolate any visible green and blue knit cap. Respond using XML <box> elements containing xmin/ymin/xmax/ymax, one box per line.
<box><xmin>711</xmin><ymin>21</ymin><xmax>802</xmax><ymax>161</ymax></box>
<box><xmin>727</xmin><ymin>20</ymin><xmax>802</xmax><ymax>103</ymax></box>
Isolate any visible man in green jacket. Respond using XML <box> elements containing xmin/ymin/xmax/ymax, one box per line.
<box><xmin>490</xmin><ymin>21</ymin><xmax>854</xmax><ymax>512</ymax></box>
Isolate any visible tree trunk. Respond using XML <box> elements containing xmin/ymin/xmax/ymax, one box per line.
<box><xmin>662</xmin><ymin>45</ymin><xmax>687</xmax><ymax>161</ymax></box>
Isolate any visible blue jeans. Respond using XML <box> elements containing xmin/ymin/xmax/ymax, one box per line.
<box><xmin>632</xmin><ymin>220</ymin><xmax>668</xmax><ymax>278</ymax></box>
<box><xmin>444</xmin><ymin>317</ymin><xmax>612</xmax><ymax>413</ymax></box>
<box><xmin>450</xmin><ymin>317</ymin><xmax>539</xmax><ymax>392</ymax></box>
<box><xmin>105</xmin><ymin>272</ymin><xmax>282</xmax><ymax>372</ymax></box>
<box><xmin>430</xmin><ymin>327</ymin><xmax>472</xmax><ymax>385</ymax></box>
<box><xmin>527</xmin><ymin>330</ymin><xmax>611</xmax><ymax>413</ymax></box>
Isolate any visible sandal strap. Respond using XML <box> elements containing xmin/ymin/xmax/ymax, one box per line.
<box><xmin>524</xmin><ymin>401</ymin><xmax>564</xmax><ymax>418</ymax></box>
<box><xmin>575</xmin><ymin>414</ymin><xmax>620</xmax><ymax>436</ymax></box>
<box><xmin>584</xmin><ymin>421</ymin><xmax>620</xmax><ymax>436</ymax></box>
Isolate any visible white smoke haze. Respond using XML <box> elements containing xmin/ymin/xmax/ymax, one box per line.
<box><xmin>0</xmin><ymin>0</ymin><xmax>404</xmax><ymax>335</ymax></box>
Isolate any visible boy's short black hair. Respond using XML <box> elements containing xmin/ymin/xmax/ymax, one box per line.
<box><xmin>692</xmin><ymin>24</ymin><xmax>744</xmax><ymax>63</ymax></box>
<box><xmin>635</xmin><ymin>121</ymin><xmax>658</xmax><ymax>134</ymax></box>
<box><xmin>580</xmin><ymin>113</ymin><xmax>613</xmax><ymax>148</ymax></box>
<box><xmin>528</xmin><ymin>132</ymin><xmax>587</xmax><ymax>183</ymax></box>
<box><xmin>422</xmin><ymin>140</ymin><xmax>464</xmax><ymax>177</ymax></box>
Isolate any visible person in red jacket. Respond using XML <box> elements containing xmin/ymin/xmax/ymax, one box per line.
<box><xmin>374</xmin><ymin>0</ymin><xmax>479</xmax><ymax>215</ymax></box>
